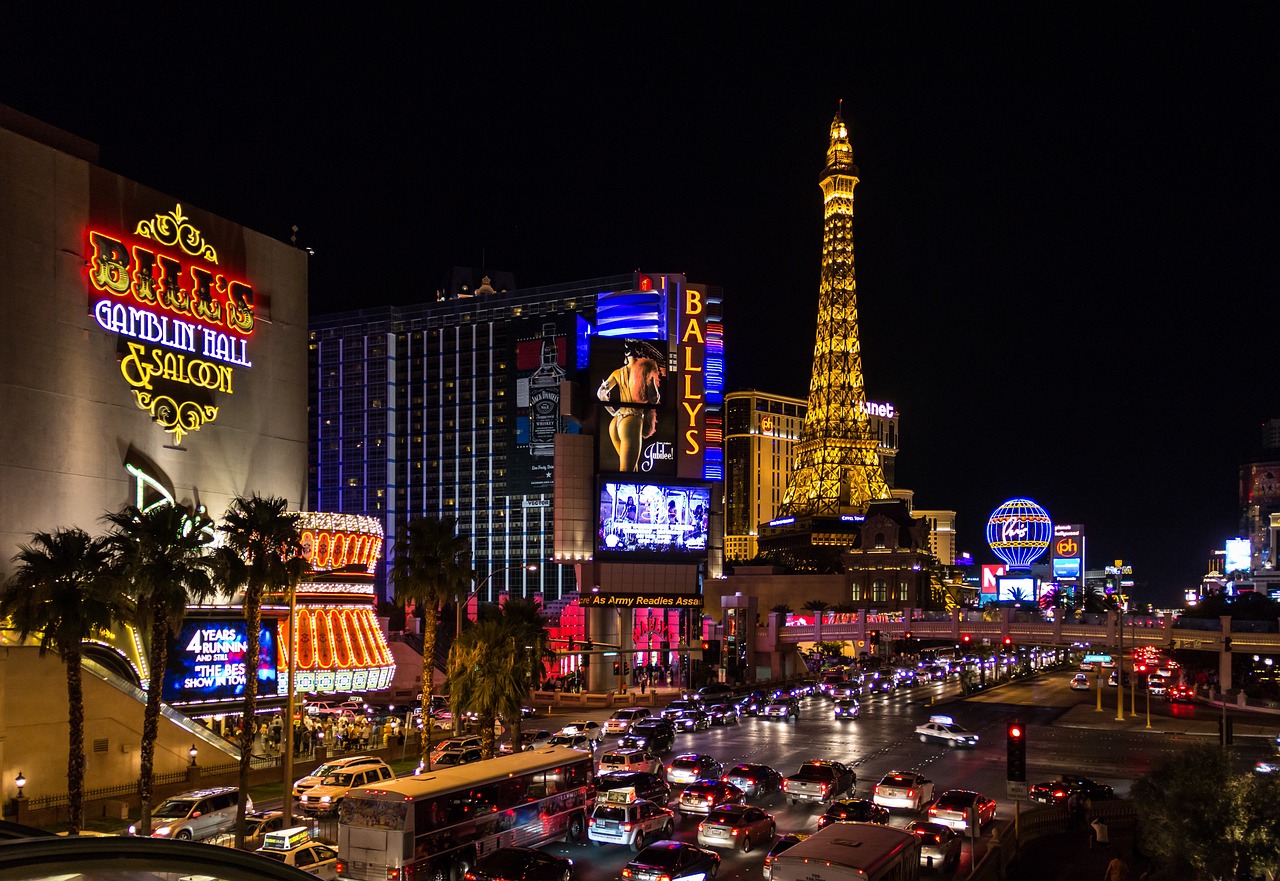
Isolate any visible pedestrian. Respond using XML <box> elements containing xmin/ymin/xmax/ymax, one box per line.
<box><xmin>1103</xmin><ymin>855</ymin><xmax>1129</xmax><ymax>881</ymax></box>
<box><xmin>1067</xmin><ymin>791</ymin><xmax>1084</xmax><ymax>831</ymax></box>
<box><xmin>640</xmin><ymin>675</ymin><xmax>647</xmax><ymax>695</ymax></box>
<box><xmin>1091</xmin><ymin>817</ymin><xmax>1109</xmax><ymax>851</ymax></box>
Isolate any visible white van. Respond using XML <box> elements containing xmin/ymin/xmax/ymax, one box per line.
<box><xmin>768</xmin><ymin>822</ymin><xmax>920</xmax><ymax>881</ymax></box>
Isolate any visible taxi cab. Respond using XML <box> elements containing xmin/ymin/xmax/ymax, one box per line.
<box><xmin>255</xmin><ymin>827</ymin><xmax>338</xmax><ymax>879</ymax></box>
<box><xmin>588</xmin><ymin>786</ymin><xmax>674</xmax><ymax>850</ymax></box>
<box><xmin>914</xmin><ymin>714</ymin><xmax>980</xmax><ymax>748</ymax></box>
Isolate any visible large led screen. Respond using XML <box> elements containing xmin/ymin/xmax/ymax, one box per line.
<box><xmin>598</xmin><ymin>480</ymin><xmax>710</xmax><ymax>559</ymax></box>
<box><xmin>162</xmin><ymin>618</ymin><xmax>278</xmax><ymax>704</ymax></box>
<box><xmin>590</xmin><ymin>337</ymin><xmax>676</xmax><ymax>477</ymax></box>
<box><xmin>1052</xmin><ymin>557</ymin><xmax>1081</xmax><ymax>579</ymax></box>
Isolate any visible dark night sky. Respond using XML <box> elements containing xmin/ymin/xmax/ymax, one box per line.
<box><xmin>5</xmin><ymin>7</ymin><xmax>1278</xmax><ymax>605</ymax></box>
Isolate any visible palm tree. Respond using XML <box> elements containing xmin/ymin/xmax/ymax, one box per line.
<box><xmin>481</xmin><ymin>597</ymin><xmax>551</xmax><ymax>753</ymax></box>
<box><xmin>447</xmin><ymin>619</ymin><xmax>525</xmax><ymax>759</ymax></box>
<box><xmin>1</xmin><ymin>528</ymin><xmax>125</xmax><ymax>834</ymax></box>
<box><xmin>214</xmin><ymin>495</ymin><xmax>304</xmax><ymax>850</ymax></box>
<box><xmin>103</xmin><ymin>503</ymin><xmax>216</xmax><ymax>835</ymax></box>
<box><xmin>390</xmin><ymin>516</ymin><xmax>473</xmax><ymax>771</ymax></box>
<box><xmin>802</xmin><ymin>599</ymin><xmax>830</xmax><ymax>623</ymax></box>
<box><xmin>770</xmin><ymin>604</ymin><xmax>793</xmax><ymax>615</ymax></box>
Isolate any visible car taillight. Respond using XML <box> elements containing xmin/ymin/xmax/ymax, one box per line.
<box><xmin>929</xmin><ymin>806</ymin><xmax>938</xmax><ymax>815</ymax></box>
<box><xmin>874</xmin><ymin>784</ymin><xmax>881</xmax><ymax>793</ymax></box>
<box><xmin>819</xmin><ymin>783</ymin><xmax>829</xmax><ymax>794</ymax></box>
<box><xmin>335</xmin><ymin>862</ymin><xmax>345</xmax><ymax>875</ymax></box>
<box><xmin>721</xmin><ymin>775</ymin><xmax>729</xmax><ymax>782</ymax></box>
<box><xmin>387</xmin><ymin>870</ymin><xmax>400</xmax><ymax>881</ymax></box>
<box><xmin>1053</xmin><ymin>790</ymin><xmax>1066</xmax><ymax>799</ymax></box>
<box><xmin>623</xmin><ymin>822</ymin><xmax>633</xmax><ymax>832</ymax></box>
<box><xmin>731</xmin><ymin>828</ymin><xmax>740</xmax><ymax>836</ymax></box>
<box><xmin>666</xmin><ymin>765</ymin><xmax>673</xmax><ymax>772</ymax></box>
<box><xmin>908</xmin><ymin>789</ymin><xmax>915</xmax><ymax>798</ymax></box>
<box><xmin>588</xmin><ymin>817</ymin><xmax>596</xmax><ymax>826</ymax></box>
<box><xmin>698</xmin><ymin>822</ymin><xmax>706</xmax><ymax>832</ymax></box>
<box><xmin>621</xmin><ymin>870</ymin><xmax>632</xmax><ymax>879</ymax></box>
<box><xmin>782</xmin><ymin>780</ymin><xmax>789</xmax><ymax>791</ymax></box>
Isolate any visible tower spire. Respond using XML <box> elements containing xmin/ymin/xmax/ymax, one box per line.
<box><xmin>778</xmin><ymin>109</ymin><xmax>889</xmax><ymax>517</ymax></box>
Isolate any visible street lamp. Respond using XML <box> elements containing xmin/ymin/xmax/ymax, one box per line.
<box><xmin>14</xmin><ymin>772</ymin><xmax>25</xmax><ymax>799</ymax></box>
<box><xmin>188</xmin><ymin>744</ymin><xmax>198</xmax><ymax>767</ymax></box>
<box><xmin>456</xmin><ymin>563</ymin><xmax>539</xmax><ymax>640</ymax></box>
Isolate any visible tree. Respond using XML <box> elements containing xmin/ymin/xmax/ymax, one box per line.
<box><xmin>802</xmin><ymin>599</ymin><xmax>830</xmax><ymax>622</ymax></box>
<box><xmin>390</xmin><ymin>516</ymin><xmax>473</xmax><ymax>771</ymax></box>
<box><xmin>1132</xmin><ymin>743</ymin><xmax>1280</xmax><ymax>880</ymax></box>
<box><xmin>103</xmin><ymin>504</ymin><xmax>216</xmax><ymax>836</ymax></box>
<box><xmin>214</xmin><ymin>495</ymin><xmax>304</xmax><ymax>850</ymax></box>
<box><xmin>1</xmin><ymin>528</ymin><xmax>125</xmax><ymax>834</ymax></box>
<box><xmin>481</xmin><ymin>597</ymin><xmax>551</xmax><ymax>753</ymax></box>
<box><xmin>447</xmin><ymin>619</ymin><xmax>525</xmax><ymax>759</ymax></box>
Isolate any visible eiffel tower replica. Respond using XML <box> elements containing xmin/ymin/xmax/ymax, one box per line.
<box><xmin>759</xmin><ymin>104</ymin><xmax>893</xmax><ymax>571</ymax></box>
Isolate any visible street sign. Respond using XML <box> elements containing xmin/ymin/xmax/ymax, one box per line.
<box><xmin>1006</xmin><ymin>780</ymin><xmax>1028</xmax><ymax>801</ymax></box>
<box><xmin>1083</xmin><ymin>653</ymin><xmax>1112</xmax><ymax>663</ymax></box>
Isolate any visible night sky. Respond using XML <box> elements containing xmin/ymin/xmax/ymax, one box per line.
<box><xmin>5</xmin><ymin>7</ymin><xmax>1278</xmax><ymax>605</ymax></box>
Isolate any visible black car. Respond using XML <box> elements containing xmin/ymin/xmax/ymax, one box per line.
<box><xmin>468</xmin><ymin>846</ymin><xmax>574</xmax><ymax>881</ymax></box>
<box><xmin>598</xmin><ymin>771</ymin><xmax>671</xmax><ymax>806</ymax></box>
<box><xmin>817</xmin><ymin>798</ymin><xmax>891</xmax><ymax>829</ymax></box>
<box><xmin>1055</xmin><ymin>774</ymin><xmax>1114</xmax><ymax>800</ymax></box>
<box><xmin>627</xmin><ymin>719</ymin><xmax>676</xmax><ymax>752</ymax></box>
<box><xmin>722</xmin><ymin>763</ymin><xmax>784</xmax><ymax>800</ymax></box>
<box><xmin>735</xmin><ymin>692</ymin><xmax>768</xmax><ymax>716</ymax></box>
<box><xmin>622</xmin><ymin>840</ymin><xmax>720</xmax><ymax>881</ymax></box>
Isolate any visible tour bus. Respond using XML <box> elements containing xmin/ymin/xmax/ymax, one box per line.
<box><xmin>769</xmin><ymin>822</ymin><xmax>920</xmax><ymax>881</ymax></box>
<box><xmin>335</xmin><ymin>745</ymin><xmax>593</xmax><ymax>881</ymax></box>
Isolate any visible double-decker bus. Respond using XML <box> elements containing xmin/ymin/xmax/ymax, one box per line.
<box><xmin>336</xmin><ymin>745</ymin><xmax>593</xmax><ymax>881</ymax></box>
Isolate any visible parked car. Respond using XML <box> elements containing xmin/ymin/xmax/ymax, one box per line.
<box><xmin>817</xmin><ymin>798</ymin><xmax>890</xmax><ymax>828</ymax></box>
<box><xmin>430</xmin><ymin>735</ymin><xmax>482</xmax><ymax>762</ymax></box>
<box><xmin>722</xmin><ymin>763</ymin><xmax>784</xmax><ymax>800</ymax></box>
<box><xmin>625</xmin><ymin>720</ymin><xmax>676</xmax><ymax>753</ymax></box>
<box><xmin>468</xmin><ymin>845</ymin><xmax>576</xmax><ymax>881</ymax></box>
<box><xmin>605</xmin><ymin>708</ymin><xmax>652</xmax><ymax>736</ymax></box>
<box><xmin>872</xmin><ymin>770</ymin><xmax>935</xmax><ymax>812</ymax></box>
<box><xmin>666</xmin><ymin>754</ymin><xmax>723</xmax><ymax>786</ymax></box>
<box><xmin>763</xmin><ymin>833</ymin><xmax>809</xmax><ymax>881</ymax></box>
<box><xmin>298</xmin><ymin>757</ymin><xmax>394</xmax><ymax>816</ymax></box>
<box><xmin>909</xmin><ymin>821</ymin><xmax>962</xmax><ymax>873</ymax></box>
<box><xmin>622</xmin><ymin>840</ymin><xmax>719</xmax><ymax>881</ymax></box>
<box><xmin>915</xmin><ymin>715</ymin><xmax>980</xmax><ymax>748</ymax></box>
<box><xmin>142</xmin><ymin>787</ymin><xmax>251</xmax><ymax>841</ymax></box>
<box><xmin>599</xmin><ymin>748</ymin><xmax>663</xmax><ymax>776</ymax></box>
<box><xmin>588</xmin><ymin>792</ymin><xmax>674</xmax><ymax>850</ymax></box>
<box><xmin>676</xmin><ymin>780</ymin><xmax>746</xmax><ymax>816</ymax></box>
<box><xmin>928</xmin><ymin>790</ymin><xmax>997</xmax><ymax>832</ymax></box>
<box><xmin>696</xmin><ymin>804</ymin><xmax>776</xmax><ymax>852</ymax></box>
<box><xmin>598</xmin><ymin>771</ymin><xmax>671</xmax><ymax>807</ymax></box>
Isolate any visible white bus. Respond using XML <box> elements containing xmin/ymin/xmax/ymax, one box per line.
<box><xmin>335</xmin><ymin>745</ymin><xmax>593</xmax><ymax>881</ymax></box>
<box><xmin>769</xmin><ymin>822</ymin><xmax>920</xmax><ymax>881</ymax></box>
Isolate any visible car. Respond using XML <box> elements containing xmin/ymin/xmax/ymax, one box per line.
<box><xmin>909</xmin><ymin>821</ymin><xmax>962</xmax><ymax>873</ymax></box>
<box><xmin>547</xmin><ymin>733</ymin><xmax>594</xmax><ymax>752</ymax></box>
<box><xmin>816</xmin><ymin>798</ymin><xmax>891</xmax><ymax>828</ymax></box>
<box><xmin>696</xmin><ymin>804</ymin><xmax>776</xmax><ymax>852</ymax></box>
<box><xmin>660</xmin><ymin>700</ymin><xmax>702</xmax><ymax>722</ymax></box>
<box><xmin>671</xmin><ymin>709</ymin><xmax>712</xmax><ymax>733</ymax></box>
<box><xmin>666</xmin><ymin>754</ymin><xmax>723</xmax><ymax>786</ymax></box>
<box><xmin>762</xmin><ymin>700</ymin><xmax>798</xmax><ymax>722</ymax></box>
<box><xmin>833</xmin><ymin>699</ymin><xmax>861</xmax><ymax>720</ymax></box>
<box><xmin>721</xmin><ymin>763</ymin><xmax>784</xmax><ymax>800</ymax></box>
<box><xmin>783</xmin><ymin>761</ymin><xmax>856</xmax><ymax>805</ymax></box>
<box><xmin>1070</xmin><ymin>673</ymin><xmax>1091</xmax><ymax>691</ymax></box>
<box><xmin>1100</xmin><ymin>657</ymin><xmax>1116</xmax><ymax>669</ymax></box>
<box><xmin>1079</xmin><ymin>661</ymin><xmax>1095</xmax><ymax>672</ymax></box>
<box><xmin>831</xmin><ymin>683</ymin><xmax>860</xmax><ymax>701</ymax></box>
<box><xmin>915</xmin><ymin>715</ymin><xmax>980</xmax><ymax>748</ymax></box>
<box><xmin>873</xmin><ymin>770</ymin><xmax>935</xmax><ymax>812</ymax></box>
<box><xmin>706</xmin><ymin>704</ymin><xmax>739</xmax><ymax>726</ymax></box>
<box><xmin>928</xmin><ymin>790</ymin><xmax>997</xmax><ymax>832</ymax></box>
<box><xmin>1166</xmin><ymin>684</ymin><xmax>1195</xmax><ymax>703</ymax></box>
<box><xmin>621</xmin><ymin>840</ymin><xmax>720</xmax><ymax>881</ymax></box>
<box><xmin>763</xmin><ymin>833</ymin><xmax>809</xmax><ymax>881</ymax></box>
<box><xmin>697</xmin><ymin>684</ymin><xmax>735</xmax><ymax>700</ymax></box>
<box><xmin>865</xmin><ymin>674</ymin><xmax>894</xmax><ymax>694</ymax></box>
<box><xmin>676</xmin><ymin>780</ymin><xmax>746</xmax><ymax>816</ymax></box>
<box><xmin>467</xmin><ymin>846</ymin><xmax>576</xmax><ymax>880</ymax></box>
<box><xmin>141</xmin><ymin>787</ymin><xmax>250</xmax><ymax>841</ymax></box>
<box><xmin>605</xmin><ymin>708</ymin><xmax>653</xmax><ymax>736</ymax></box>
<box><xmin>1147</xmin><ymin>678</ymin><xmax>1168</xmax><ymax>697</ymax></box>
<box><xmin>430</xmin><ymin>735</ymin><xmax>482</xmax><ymax>761</ymax></box>
<box><xmin>255</xmin><ymin>826</ymin><xmax>338</xmax><ymax>879</ymax></box>
<box><xmin>588</xmin><ymin>791</ymin><xmax>675</xmax><ymax>851</ymax></box>
<box><xmin>1052</xmin><ymin>774</ymin><xmax>1114</xmax><ymax>800</ymax></box>
<box><xmin>434</xmin><ymin>746</ymin><xmax>484</xmax><ymax>766</ymax></box>
<box><xmin>292</xmin><ymin>754</ymin><xmax>385</xmax><ymax>799</ymax></box>
<box><xmin>599</xmin><ymin>748</ymin><xmax>663</xmax><ymax>776</ymax></box>
<box><xmin>500</xmin><ymin>729</ymin><xmax>554</xmax><ymax>754</ymax></box>
<box><xmin>298</xmin><ymin>757</ymin><xmax>395</xmax><ymax>815</ymax></box>
<box><xmin>1106</xmin><ymin>670</ymin><xmax>1131</xmax><ymax>687</ymax></box>
<box><xmin>1026</xmin><ymin>780</ymin><xmax>1081</xmax><ymax>806</ymax></box>
<box><xmin>239</xmin><ymin>810</ymin><xmax>289</xmax><ymax>851</ymax></box>
<box><xmin>598</xmin><ymin>771</ymin><xmax>672</xmax><ymax>807</ymax></box>
<box><xmin>735</xmin><ymin>692</ymin><xmax>768</xmax><ymax>716</ymax></box>
<box><xmin>626</xmin><ymin>719</ymin><xmax>677</xmax><ymax>753</ymax></box>
<box><xmin>562</xmin><ymin>720</ymin><xmax>602</xmax><ymax>743</ymax></box>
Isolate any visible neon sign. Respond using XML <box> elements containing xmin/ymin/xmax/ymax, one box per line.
<box><xmin>677</xmin><ymin>282</ymin><xmax>707</xmax><ymax>478</ymax></box>
<box><xmin>985</xmin><ymin>498</ymin><xmax>1053</xmax><ymax>569</ymax></box>
<box><xmin>87</xmin><ymin>205</ymin><xmax>256</xmax><ymax>443</ymax></box>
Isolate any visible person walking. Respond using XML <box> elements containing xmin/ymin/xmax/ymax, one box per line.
<box><xmin>1091</xmin><ymin>817</ymin><xmax>1110</xmax><ymax>851</ymax></box>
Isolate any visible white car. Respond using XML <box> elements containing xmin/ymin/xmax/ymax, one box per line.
<box><xmin>762</xmin><ymin>701</ymin><xmax>797</xmax><ymax>722</ymax></box>
<box><xmin>598</xmin><ymin>748</ymin><xmax>663</xmax><ymax>776</ymax></box>
<box><xmin>588</xmin><ymin>792</ymin><xmax>674</xmax><ymax>849</ymax></box>
<box><xmin>914</xmin><ymin>715</ymin><xmax>979</xmax><ymax>748</ymax></box>
<box><xmin>605</xmin><ymin>707</ymin><xmax>652</xmax><ymax>736</ymax></box>
<box><xmin>1070</xmin><ymin>674</ymin><xmax>1091</xmax><ymax>691</ymax></box>
<box><xmin>873</xmin><ymin>770</ymin><xmax>935</xmax><ymax>811</ymax></box>
<box><xmin>562</xmin><ymin>720</ymin><xmax>602</xmax><ymax>743</ymax></box>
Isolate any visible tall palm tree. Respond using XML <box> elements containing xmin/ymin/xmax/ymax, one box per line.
<box><xmin>481</xmin><ymin>597</ymin><xmax>551</xmax><ymax>753</ymax></box>
<box><xmin>447</xmin><ymin>619</ymin><xmax>524</xmax><ymax>759</ymax></box>
<box><xmin>390</xmin><ymin>516</ymin><xmax>473</xmax><ymax>770</ymax></box>
<box><xmin>1</xmin><ymin>528</ymin><xmax>125</xmax><ymax>834</ymax></box>
<box><xmin>214</xmin><ymin>495</ymin><xmax>304</xmax><ymax>850</ymax></box>
<box><xmin>103</xmin><ymin>504</ymin><xmax>216</xmax><ymax>835</ymax></box>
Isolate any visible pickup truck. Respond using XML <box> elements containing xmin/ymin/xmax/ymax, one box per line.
<box><xmin>782</xmin><ymin>760</ymin><xmax>855</xmax><ymax>805</ymax></box>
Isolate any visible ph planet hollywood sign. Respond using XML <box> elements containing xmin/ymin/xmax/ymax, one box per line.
<box><xmin>88</xmin><ymin>205</ymin><xmax>256</xmax><ymax>443</ymax></box>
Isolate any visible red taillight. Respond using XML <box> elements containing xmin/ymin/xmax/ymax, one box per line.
<box><xmin>335</xmin><ymin>862</ymin><xmax>346</xmax><ymax>875</ymax></box>
<box><xmin>588</xmin><ymin>817</ymin><xmax>596</xmax><ymax>826</ymax></box>
<box><xmin>623</xmin><ymin>822</ymin><xmax>633</xmax><ymax>832</ymax></box>
<box><xmin>621</xmin><ymin>870</ymin><xmax>632</xmax><ymax>879</ymax></box>
<box><xmin>874</xmin><ymin>784</ymin><xmax>881</xmax><ymax>793</ymax></box>
<box><xmin>1053</xmin><ymin>790</ymin><xmax>1066</xmax><ymax>799</ymax></box>
<box><xmin>782</xmin><ymin>780</ymin><xmax>789</xmax><ymax>791</ymax></box>
<box><xmin>731</xmin><ymin>827</ymin><xmax>740</xmax><ymax>836</ymax></box>
<box><xmin>907</xmin><ymin>789</ymin><xmax>915</xmax><ymax>798</ymax></box>
<box><xmin>819</xmin><ymin>783</ymin><xmax>829</xmax><ymax>794</ymax></box>
<box><xmin>387</xmin><ymin>870</ymin><xmax>400</xmax><ymax>881</ymax></box>
<box><xmin>929</xmin><ymin>806</ymin><xmax>938</xmax><ymax>815</ymax></box>
<box><xmin>721</xmin><ymin>775</ymin><xmax>729</xmax><ymax>782</ymax></box>
<box><xmin>698</xmin><ymin>822</ymin><xmax>705</xmax><ymax>832</ymax></box>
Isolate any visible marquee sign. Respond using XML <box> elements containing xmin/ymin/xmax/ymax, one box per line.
<box><xmin>677</xmin><ymin>283</ymin><xmax>707</xmax><ymax>479</ymax></box>
<box><xmin>87</xmin><ymin>204</ymin><xmax>256</xmax><ymax>443</ymax></box>
<box><xmin>580</xmin><ymin>593</ymin><xmax>703</xmax><ymax>608</ymax></box>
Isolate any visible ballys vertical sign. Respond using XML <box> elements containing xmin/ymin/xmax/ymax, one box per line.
<box><xmin>87</xmin><ymin>204</ymin><xmax>255</xmax><ymax>443</ymax></box>
<box><xmin>677</xmin><ymin>282</ymin><xmax>706</xmax><ymax>479</ymax></box>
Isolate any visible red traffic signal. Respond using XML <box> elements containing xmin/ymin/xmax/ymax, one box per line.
<box><xmin>961</xmin><ymin>634</ymin><xmax>971</xmax><ymax>644</ymax></box>
<box><xmin>1008</xmin><ymin>723</ymin><xmax>1024</xmax><ymax>740</ymax></box>
<box><xmin>701</xmin><ymin>639</ymin><xmax>712</xmax><ymax>651</ymax></box>
<box><xmin>1003</xmin><ymin>636</ymin><xmax>1013</xmax><ymax>647</ymax></box>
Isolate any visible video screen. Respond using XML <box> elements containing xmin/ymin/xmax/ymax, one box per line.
<box><xmin>1052</xmin><ymin>557</ymin><xmax>1081</xmax><ymax>579</ymax></box>
<box><xmin>162</xmin><ymin>618</ymin><xmax>278</xmax><ymax>704</ymax></box>
<box><xmin>598</xmin><ymin>480</ymin><xmax>710</xmax><ymax>559</ymax></box>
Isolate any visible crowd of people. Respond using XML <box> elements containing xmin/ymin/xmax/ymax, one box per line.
<box><xmin>213</xmin><ymin>712</ymin><xmax>409</xmax><ymax>758</ymax></box>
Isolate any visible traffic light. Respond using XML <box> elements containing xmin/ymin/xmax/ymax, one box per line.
<box><xmin>567</xmin><ymin>636</ymin><xmax>575</xmax><ymax>651</ymax></box>
<box><xmin>613</xmin><ymin>662</ymin><xmax>622</xmax><ymax>675</ymax></box>
<box><xmin>624</xmin><ymin>662</ymin><xmax>631</xmax><ymax>675</ymax></box>
<box><xmin>701</xmin><ymin>639</ymin><xmax>721</xmax><ymax>665</ymax></box>
<box><xmin>903</xmin><ymin>631</ymin><xmax>912</xmax><ymax>641</ymax></box>
<box><xmin>1003</xmin><ymin>636</ymin><xmax>1013</xmax><ymax>648</ymax></box>
<box><xmin>1006</xmin><ymin>721</ymin><xmax>1027</xmax><ymax>782</ymax></box>
<box><xmin>961</xmin><ymin>634</ymin><xmax>971</xmax><ymax>646</ymax></box>
<box><xmin>869</xmin><ymin>630</ymin><xmax>880</xmax><ymax>646</ymax></box>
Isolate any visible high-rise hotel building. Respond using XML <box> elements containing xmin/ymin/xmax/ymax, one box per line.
<box><xmin>723</xmin><ymin>389</ymin><xmax>899</xmax><ymax>562</ymax></box>
<box><xmin>309</xmin><ymin>271</ymin><xmax>724</xmax><ymax>603</ymax></box>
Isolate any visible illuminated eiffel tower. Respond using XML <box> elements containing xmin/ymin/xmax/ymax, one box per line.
<box><xmin>778</xmin><ymin>104</ymin><xmax>890</xmax><ymax>518</ymax></box>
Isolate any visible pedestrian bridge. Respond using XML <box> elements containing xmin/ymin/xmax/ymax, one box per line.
<box><xmin>756</xmin><ymin>609</ymin><xmax>1280</xmax><ymax>655</ymax></box>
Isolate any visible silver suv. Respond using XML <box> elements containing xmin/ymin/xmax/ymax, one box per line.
<box><xmin>145</xmin><ymin>786</ymin><xmax>250</xmax><ymax>840</ymax></box>
<box><xmin>298</xmin><ymin>758</ymin><xmax>394</xmax><ymax>815</ymax></box>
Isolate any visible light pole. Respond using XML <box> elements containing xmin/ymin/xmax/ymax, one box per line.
<box><xmin>282</xmin><ymin>576</ymin><xmax>298</xmax><ymax>827</ymax></box>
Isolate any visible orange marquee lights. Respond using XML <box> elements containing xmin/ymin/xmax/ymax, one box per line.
<box><xmin>286</xmin><ymin>606</ymin><xmax>392</xmax><ymax>672</ymax></box>
<box><xmin>301</xmin><ymin>528</ymin><xmax>383</xmax><ymax>573</ymax></box>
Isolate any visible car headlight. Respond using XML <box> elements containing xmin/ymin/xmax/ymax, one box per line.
<box><xmin>320</xmin><ymin>796</ymin><xmax>332</xmax><ymax>803</ymax></box>
<box><xmin>154</xmin><ymin>826</ymin><xmax>172</xmax><ymax>837</ymax></box>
